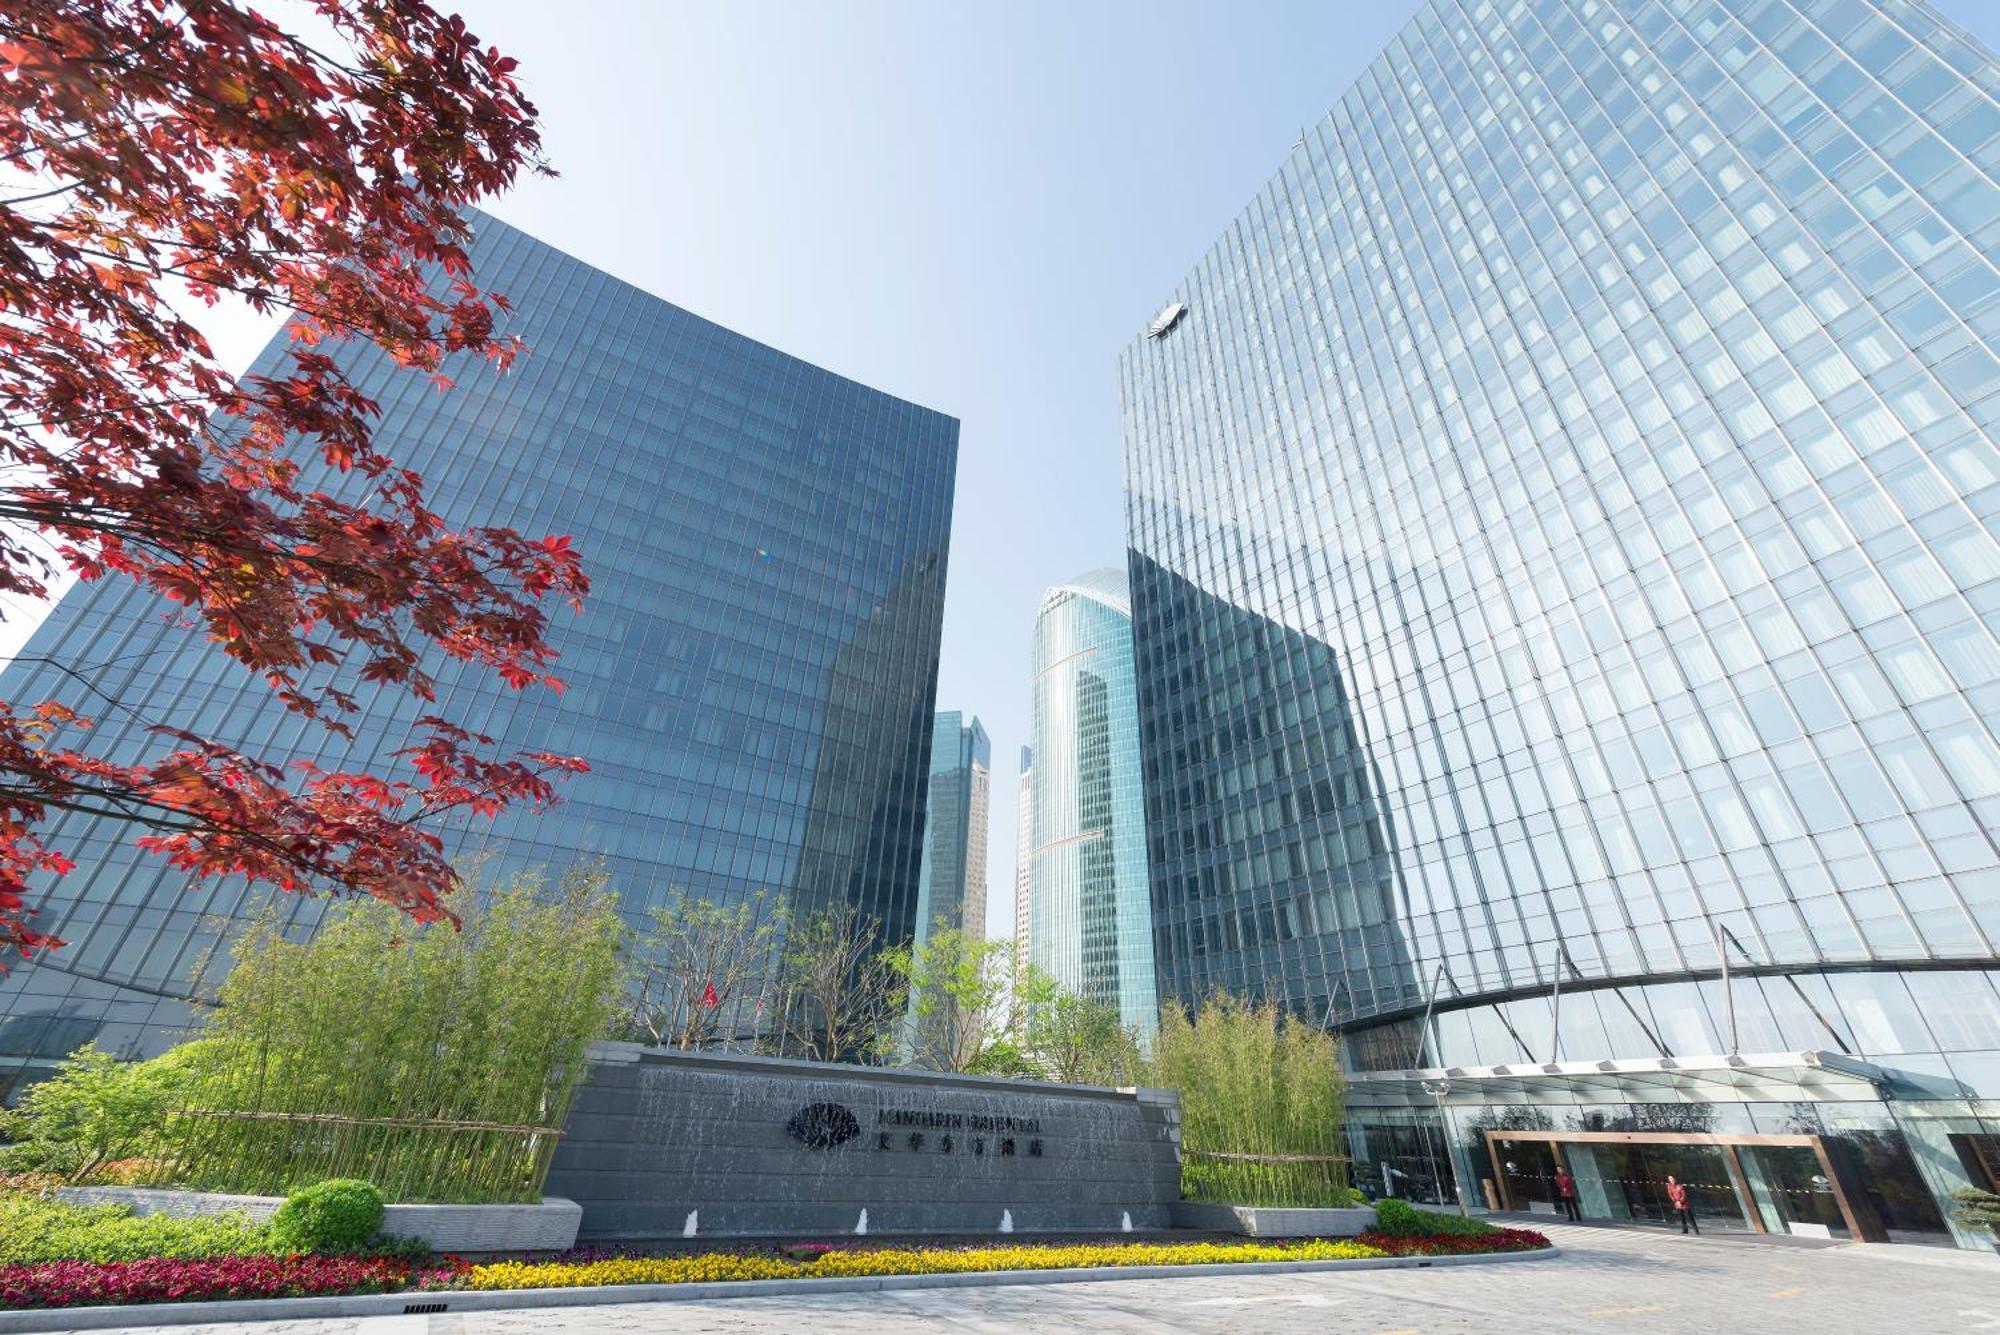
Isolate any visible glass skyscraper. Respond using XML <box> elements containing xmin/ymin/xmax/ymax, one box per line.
<box><xmin>0</xmin><ymin>211</ymin><xmax>957</xmax><ymax>1097</ymax></box>
<box><xmin>914</xmin><ymin>710</ymin><xmax>991</xmax><ymax>943</ymax></box>
<box><xmin>1026</xmin><ymin>570</ymin><xmax>1157</xmax><ymax>1033</ymax></box>
<box><xmin>1123</xmin><ymin>0</ymin><xmax>2000</xmax><ymax>1246</ymax></box>
<box><xmin>1014</xmin><ymin>746</ymin><xmax>1034</xmax><ymax>976</ymax></box>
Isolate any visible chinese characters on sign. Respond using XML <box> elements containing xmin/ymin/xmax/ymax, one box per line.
<box><xmin>790</xmin><ymin>1104</ymin><xmax>1051</xmax><ymax>1158</ymax></box>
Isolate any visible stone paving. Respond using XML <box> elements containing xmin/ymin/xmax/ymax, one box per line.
<box><xmin>123</xmin><ymin>1223</ymin><xmax>2000</xmax><ymax>1335</ymax></box>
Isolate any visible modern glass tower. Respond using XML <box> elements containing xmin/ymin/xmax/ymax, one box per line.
<box><xmin>1122</xmin><ymin>0</ymin><xmax>2000</xmax><ymax>1246</ymax></box>
<box><xmin>914</xmin><ymin>711</ymin><xmax>991</xmax><ymax>943</ymax></box>
<box><xmin>1014</xmin><ymin>746</ymin><xmax>1034</xmax><ymax>976</ymax></box>
<box><xmin>0</xmin><ymin>211</ymin><xmax>957</xmax><ymax>1097</ymax></box>
<box><xmin>1026</xmin><ymin>570</ymin><xmax>1157</xmax><ymax>1033</ymax></box>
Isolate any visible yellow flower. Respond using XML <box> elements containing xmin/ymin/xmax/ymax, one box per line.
<box><xmin>462</xmin><ymin>1238</ymin><xmax>1387</xmax><ymax>1292</ymax></box>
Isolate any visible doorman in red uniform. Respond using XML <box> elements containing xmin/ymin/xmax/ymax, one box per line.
<box><xmin>1554</xmin><ymin>1166</ymin><xmax>1581</xmax><ymax>1222</ymax></box>
<box><xmin>1665</xmin><ymin>1175</ymin><xmax>1698</xmax><ymax>1233</ymax></box>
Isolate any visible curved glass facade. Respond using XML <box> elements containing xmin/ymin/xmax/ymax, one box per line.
<box><xmin>1026</xmin><ymin>570</ymin><xmax>1157</xmax><ymax>1032</ymax></box>
<box><xmin>0</xmin><ymin>212</ymin><xmax>956</xmax><ymax>1095</ymax></box>
<box><xmin>1121</xmin><ymin>0</ymin><xmax>2000</xmax><ymax>1245</ymax></box>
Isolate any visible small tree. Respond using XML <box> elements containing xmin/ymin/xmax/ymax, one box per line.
<box><xmin>767</xmin><ymin>902</ymin><xmax>906</xmax><ymax>1065</ymax></box>
<box><xmin>898</xmin><ymin>925</ymin><xmax>1016</xmax><ymax>1073</ymax></box>
<box><xmin>622</xmin><ymin>892</ymin><xmax>782</xmax><ymax>1051</ymax></box>
<box><xmin>0</xmin><ymin>0</ymin><xmax>585</xmax><ymax>965</ymax></box>
<box><xmin>0</xmin><ymin>1042</ymin><xmax>217</xmax><ymax>1180</ymax></box>
<box><xmin>1026</xmin><ymin>987</ymin><xmax>1144</xmax><ymax>1086</ymax></box>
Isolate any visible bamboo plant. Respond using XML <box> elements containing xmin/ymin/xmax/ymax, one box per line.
<box><xmin>1149</xmin><ymin>993</ymin><xmax>1350</xmax><ymax>1207</ymax></box>
<box><xmin>155</xmin><ymin>864</ymin><xmax>624</xmax><ymax>1204</ymax></box>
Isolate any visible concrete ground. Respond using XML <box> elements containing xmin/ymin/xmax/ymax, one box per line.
<box><xmin>121</xmin><ymin>1223</ymin><xmax>1999</xmax><ymax>1335</ymax></box>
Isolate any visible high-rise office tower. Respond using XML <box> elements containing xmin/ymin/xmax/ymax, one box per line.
<box><xmin>1014</xmin><ymin>746</ymin><xmax>1034</xmax><ymax>976</ymax></box>
<box><xmin>1026</xmin><ymin>570</ymin><xmax>1157</xmax><ymax>1033</ymax></box>
<box><xmin>1123</xmin><ymin>0</ymin><xmax>2000</xmax><ymax>1246</ymax></box>
<box><xmin>0</xmin><ymin>212</ymin><xmax>956</xmax><ymax>1097</ymax></box>
<box><xmin>914</xmin><ymin>711</ymin><xmax>991</xmax><ymax>943</ymax></box>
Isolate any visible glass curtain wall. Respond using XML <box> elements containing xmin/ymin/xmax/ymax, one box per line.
<box><xmin>914</xmin><ymin>712</ymin><xmax>992</xmax><ymax>943</ymax></box>
<box><xmin>1122</xmin><ymin>0</ymin><xmax>2000</xmax><ymax>1245</ymax></box>
<box><xmin>0</xmin><ymin>211</ymin><xmax>957</xmax><ymax>1095</ymax></box>
<box><xmin>1026</xmin><ymin>570</ymin><xmax>1157</xmax><ymax>1033</ymax></box>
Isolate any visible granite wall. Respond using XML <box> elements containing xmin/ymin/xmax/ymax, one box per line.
<box><xmin>545</xmin><ymin>1044</ymin><xmax>1182</xmax><ymax>1239</ymax></box>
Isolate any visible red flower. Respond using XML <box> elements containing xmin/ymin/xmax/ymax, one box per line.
<box><xmin>1355</xmin><ymin>1227</ymin><xmax>1552</xmax><ymax>1257</ymax></box>
<box><xmin>0</xmin><ymin>1253</ymin><xmax>472</xmax><ymax>1310</ymax></box>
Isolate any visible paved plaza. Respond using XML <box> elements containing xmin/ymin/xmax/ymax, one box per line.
<box><xmin>123</xmin><ymin>1224</ymin><xmax>1998</xmax><ymax>1335</ymax></box>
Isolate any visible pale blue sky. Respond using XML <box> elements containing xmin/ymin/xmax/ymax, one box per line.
<box><xmin>459</xmin><ymin>0</ymin><xmax>1996</xmax><ymax>938</ymax></box>
<box><xmin>448</xmin><ymin>0</ymin><xmax>1438</xmax><ymax>934</ymax></box>
<box><xmin>25</xmin><ymin>1</ymin><xmax>2000</xmax><ymax>937</ymax></box>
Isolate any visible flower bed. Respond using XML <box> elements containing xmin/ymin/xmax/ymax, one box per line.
<box><xmin>1357</xmin><ymin>1227</ymin><xmax>1551</xmax><ymax>1256</ymax></box>
<box><xmin>460</xmin><ymin>1238</ymin><xmax>1387</xmax><ymax>1290</ymax></box>
<box><xmin>0</xmin><ymin>1231</ymin><xmax>1552</xmax><ymax>1311</ymax></box>
<box><xmin>0</xmin><ymin>1254</ymin><xmax>458</xmax><ymax>1310</ymax></box>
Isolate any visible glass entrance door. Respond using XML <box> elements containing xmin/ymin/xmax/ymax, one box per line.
<box><xmin>1596</xmin><ymin>1141</ymin><xmax>1751</xmax><ymax>1231</ymax></box>
<box><xmin>1492</xmin><ymin>1139</ymin><xmax>1562</xmax><ymax>1213</ymax></box>
<box><xmin>1737</xmin><ymin>1145</ymin><xmax>1849</xmax><ymax>1238</ymax></box>
<box><xmin>1486</xmin><ymin>1132</ymin><xmax>1760</xmax><ymax>1232</ymax></box>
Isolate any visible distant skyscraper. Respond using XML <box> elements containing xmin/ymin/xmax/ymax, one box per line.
<box><xmin>1123</xmin><ymin>0</ymin><xmax>2000</xmax><ymax>1246</ymax></box>
<box><xmin>1026</xmin><ymin>570</ymin><xmax>1156</xmax><ymax>1033</ymax></box>
<box><xmin>1013</xmin><ymin>746</ymin><xmax>1034</xmax><ymax>976</ymax></box>
<box><xmin>0</xmin><ymin>212</ymin><xmax>956</xmax><ymax>1097</ymax></box>
<box><xmin>914</xmin><ymin>712</ymin><xmax>991</xmax><ymax>943</ymax></box>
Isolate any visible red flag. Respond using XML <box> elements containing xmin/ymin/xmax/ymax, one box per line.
<box><xmin>700</xmin><ymin>981</ymin><xmax>720</xmax><ymax>1009</ymax></box>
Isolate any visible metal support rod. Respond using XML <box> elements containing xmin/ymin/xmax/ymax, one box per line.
<box><xmin>1421</xmin><ymin>1078</ymin><xmax>1469</xmax><ymax>1218</ymax></box>
<box><xmin>1547</xmin><ymin>943</ymin><xmax>1564</xmax><ymax>1065</ymax></box>
<box><xmin>1409</xmin><ymin>960</ymin><xmax>1447</xmax><ymax>1069</ymax></box>
<box><xmin>1715</xmin><ymin>920</ymin><xmax>1738</xmax><ymax>1056</ymax></box>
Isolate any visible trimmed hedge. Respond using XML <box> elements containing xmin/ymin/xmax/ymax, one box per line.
<box><xmin>1370</xmin><ymin>1197</ymin><xmax>1499</xmax><ymax>1239</ymax></box>
<box><xmin>268</xmin><ymin>1180</ymin><xmax>385</xmax><ymax>1254</ymax></box>
<box><xmin>0</xmin><ymin>1183</ymin><xmax>398</xmax><ymax>1265</ymax></box>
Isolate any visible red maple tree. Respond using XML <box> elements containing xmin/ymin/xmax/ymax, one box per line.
<box><xmin>0</xmin><ymin>0</ymin><xmax>590</xmax><ymax>965</ymax></box>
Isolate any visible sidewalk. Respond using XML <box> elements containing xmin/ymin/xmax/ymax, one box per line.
<box><xmin>1488</xmin><ymin>1210</ymin><xmax>1844</xmax><ymax>1249</ymax></box>
<box><xmin>1497</xmin><ymin>1211</ymin><xmax>2000</xmax><ymax>1268</ymax></box>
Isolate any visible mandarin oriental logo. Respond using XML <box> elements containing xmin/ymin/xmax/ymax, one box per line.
<box><xmin>786</xmin><ymin>1102</ymin><xmax>861</xmax><ymax>1149</ymax></box>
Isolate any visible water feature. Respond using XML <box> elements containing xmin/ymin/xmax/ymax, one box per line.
<box><xmin>548</xmin><ymin>1045</ymin><xmax>1182</xmax><ymax>1240</ymax></box>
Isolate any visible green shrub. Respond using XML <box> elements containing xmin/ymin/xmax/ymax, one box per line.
<box><xmin>1953</xmin><ymin>1186</ymin><xmax>2000</xmax><ymax>1237</ymax></box>
<box><xmin>0</xmin><ymin>1194</ymin><xmax>268</xmax><ymax>1264</ymax></box>
<box><xmin>1371</xmin><ymin>1197</ymin><xmax>1496</xmax><ymax>1238</ymax></box>
<box><xmin>268</xmin><ymin>1180</ymin><xmax>386</xmax><ymax>1254</ymax></box>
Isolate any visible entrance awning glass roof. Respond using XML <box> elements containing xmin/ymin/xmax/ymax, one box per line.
<box><xmin>1346</xmin><ymin>1050</ymin><xmax>1890</xmax><ymax>1108</ymax></box>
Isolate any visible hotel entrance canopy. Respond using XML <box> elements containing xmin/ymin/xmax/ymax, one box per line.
<box><xmin>1347</xmin><ymin>1051</ymin><xmax>1892</xmax><ymax>1109</ymax></box>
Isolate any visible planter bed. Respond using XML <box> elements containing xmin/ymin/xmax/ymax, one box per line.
<box><xmin>54</xmin><ymin>1187</ymin><xmax>582</xmax><ymax>1254</ymax></box>
<box><xmin>0</xmin><ymin>1231</ymin><xmax>1553</xmax><ymax>1315</ymax></box>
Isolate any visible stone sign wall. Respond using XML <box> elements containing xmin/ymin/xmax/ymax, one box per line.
<box><xmin>545</xmin><ymin>1044</ymin><xmax>1182</xmax><ymax>1240</ymax></box>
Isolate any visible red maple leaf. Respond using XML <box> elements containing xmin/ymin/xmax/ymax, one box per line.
<box><xmin>0</xmin><ymin>0</ymin><xmax>590</xmax><ymax>965</ymax></box>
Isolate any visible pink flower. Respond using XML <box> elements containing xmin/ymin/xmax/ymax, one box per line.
<box><xmin>0</xmin><ymin>1253</ymin><xmax>471</xmax><ymax>1311</ymax></box>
